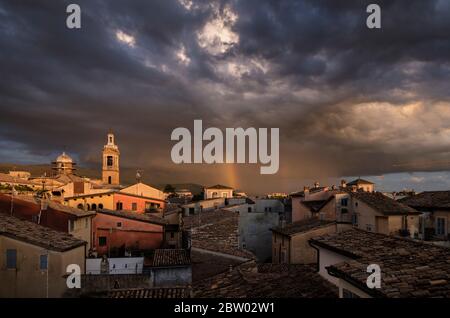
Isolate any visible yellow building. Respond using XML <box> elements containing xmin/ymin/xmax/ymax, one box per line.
<box><xmin>0</xmin><ymin>214</ymin><xmax>86</xmax><ymax>298</ymax></box>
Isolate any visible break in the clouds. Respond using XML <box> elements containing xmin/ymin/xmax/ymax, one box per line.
<box><xmin>1</xmin><ymin>0</ymin><xmax>450</xmax><ymax>194</ymax></box>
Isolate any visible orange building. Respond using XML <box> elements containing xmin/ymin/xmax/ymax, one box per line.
<box><xmin>92</xmin><ymin>209</ymin><xmax>168</xmax><ymax>256</ymax></box>
<box><xmin>65</xmin><ymin>190</ymin><xmax>166</xmax><ymax>213</ymax></box>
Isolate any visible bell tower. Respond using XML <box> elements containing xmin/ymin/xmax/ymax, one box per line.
<box><xmin>102</xmin><ymin>132</ymin><xmax>120</xmax><ymax>185</ymax></box>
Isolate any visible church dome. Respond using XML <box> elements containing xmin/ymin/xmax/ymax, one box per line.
<box><xmin>55</xmin><ymin>152</ymin><xmax>73</xmax><ymax>163</ymax></box>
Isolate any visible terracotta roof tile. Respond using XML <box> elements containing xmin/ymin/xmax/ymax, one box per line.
<box><xmin>350</xmin><ymin>191</ymin><xmax>420</xmax><ymax>215</ymax></box>
<box><xmin>99</xmin><ymin>209</ymin><xmax>168</xmax><ymax>225</ymax></box>
<box><xmin>205</xmin><ymin>184</ymin><xmax>233</xmax><ymax>190</ymax></box>
<box><xmin>399</xmin><ymin>191</ymin><xmax>450</xmax><ymax>210</ymax></box>
<box><xmin>194</xmin><ymin>261</ymin><xmax>338</xmax><ymax>298</ymax></box>
<box><xmin>107</xmin><ymin>287</ymin><xmax>191</xmax><ymax>298</ymax></box>
<box><xmin>0</xmin><ymin>213</ymin><xmax>86</xmax><ymax>252</ymax></box>
<box><xmin>310</xmin><ymin>229</ymin><xmax>450</xmax><ymax>298</ymax></box>
<box><xmin>271</xmin><ymin>218</ymin><xmax>335</xmax><ymax>236</ymax></box>
<box><xmin>184</xmin><ymin>209</ymin><xmax>254</xmax><ymax>259</ymax></box>
<box><xmin>152</xmin><ymin>249</ymin><xmax>191</xmax><ymax>267</ymax></box>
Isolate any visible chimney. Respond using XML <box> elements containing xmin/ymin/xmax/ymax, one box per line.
<box><xmin>340</xmin><ymin>179</ymin><xmax>347</xmax><ymax>188</ymax></box>
<box><xmin>303</xmin><ymin>186</ymin><xmax>309</xmax><ymax>199</ymax></box>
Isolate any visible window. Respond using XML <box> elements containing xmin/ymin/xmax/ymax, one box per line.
<box><xmin>69</xmin><ymin>220</ymin><xmax>75</xmax><ymax>232</ymax></box>
<box><xmin>352</xmin><ymin>214</ymin><xmax>358</xmax><ymax>226</ymax></box>
<box><xmin>117</xmin><ymin>222</ymin><xmax>122</xmax><ymax>228</ymax></box>
<box><xmin>341</xmin><ymin>198</ymin><xmax>348</xmax><ymax>207</ymax></box>
<box><xmin>40</xmin><ymin>255</ymin><xmax>48</xmax><ymax>270</ymax></box>
<box><xmin>248</xmin><ymin>207</ymin><xmax>252</xmax><ymax>213</ymax></box>
<box><xmin>131</xmin><ymin>203</ymin><xmax>137</xmax><ymax>211</ymax></box>
<box><xmin>99</xmin><ymin>236</ymin><xmax>107</xmax><ymax>246</ymax></box>
<box><xmin>107</xmin><ymin>156</ymin><xmax>113</xmax><ymax>167</ymax></box>
<box><xmin>436</xmin><ymin>218</ymin><xmax>446</xmax><ymax>236</ymax></box>
<box><xmin>145</xmin><ymin>202</ymin><xmax>152</xmax><ymax>212</ymax></box>
<box><xmin>341</xmin><ymin>208</ymin><xmax>348</xmax><ymax>214</ymax></box>
<box><xmin>222</xmin><ymin>192</ymin><xmax>228</xmax><ymax>198</ymax></box>
<box><xmin>170</xmin><ymin>232</ymin><xmax>175</xmax><ymax>239</ymax></box>
<box><xmin>355</xmin><ymin>202</ymin><xmax>359</xmax><ymax>207</ymax></box>
<box><xmin>108</xmin><ymin>176</ymin><xmax>112</xmax><ymax>184</ymax></box>
<box><xmin>6</xmin><ymin>249</ymin><xmax>16</xmax><ymax>269</ymax></box>
<box><xmin>402</xmin><ymin>216</ymin><xmax>408</xmax><ymax>230</ymax></box>
<box><xmin>98</xmin><ymin>204</ymin><xmax>103</xmax><ymax>210</ymax></box>
<box><xmin>77</xmin><ymin>204</ymin><xmax>83</xmax><ymax>209</ymax></box>
<box><xmin>92</xmin><ymin>204</ymin><xmax>97</xmax><ymax>211</ymax></box>
<box><xmin>116</xmin><ymin>202</ymin><xmax>123</xmax><ymax>210</ymax></box>
<box><xmin>366</xmin><ymin>224</ymin><xmax>373</xmax><ymax>232</ymax></box>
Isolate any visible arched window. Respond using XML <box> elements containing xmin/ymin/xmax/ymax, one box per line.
<box><xmin>77</xmin><ymin>204</ymin><xmax>83</xmax><ymax>210</ymax></box>
<box><xmin>212</xmin><ymin>191</ymin><xmax>218</xmax><ymax>198</ymax></box>
<box><xmin>87</xmin><ymin>204</ymin><xmax>91</xmax><ymax>210</ymax></box>
<box><xmin>98</xmin><ymin>204</ymin><xmax>103</xmax><ymax>210</ymax></box>
<box><xmin>92</xmin><ymin>204</ymin><xmax>97</xmax><ymax>211</ymax></box>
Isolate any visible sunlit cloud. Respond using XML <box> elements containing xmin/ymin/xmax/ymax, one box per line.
<box><xmin>116</xmin><ymin>30</ymin><xmax>136</xmax><ymax>47</ymax></box>
<box><xmin>176</xmin><ymin>45</ymin><xmax>191</xmax><ymax>66</ymax></box>
<box><xmin>197</xmin><ymin>4</ymin><xmax>239</xmax><ymax>55</ymax></box>
<box><xmin>178</xmin><ymin>0</ymin><xmax>193</xmax><ymax>11</ymax></box>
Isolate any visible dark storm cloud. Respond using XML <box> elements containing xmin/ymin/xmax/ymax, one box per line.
<box><xmin>1</xmin><ymin>0</ymin><xmax>450</xmax><ymax>193</ymax></box>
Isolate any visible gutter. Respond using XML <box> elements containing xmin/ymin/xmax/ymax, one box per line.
<box><xmin>326</xmin><ymin>265</ymin><xmax>385</xmax><ymax>298</ymax></box>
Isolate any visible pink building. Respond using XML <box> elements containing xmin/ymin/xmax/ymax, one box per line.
<box><xmin>92</xmin><ymin>209</ymin><xmax>168</xmax><ymax>256</ymax></box>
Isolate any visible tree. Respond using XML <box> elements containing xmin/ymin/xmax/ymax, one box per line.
<box><xmin>164</xmin><ymin>184</ymin><xmax>176</xmax><ymax>194</ymax></box>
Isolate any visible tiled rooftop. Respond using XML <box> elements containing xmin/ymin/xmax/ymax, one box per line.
<box><xmin>271</xmin><ymin>218</ymin><xmax>335</xmax><ymax>236</ymax></box>
<box><xmin>0</xmin><ymin>194</ymin><xmax>95</xmax><ymax>218</ymax></box>
<box><xmin>310</xmin><ymin>229</ymin><xmax>450</xmax><ymax>298</ymax></box>
<box><xmin>205</xmin><ymin>184</ymin><xmax>233</xmax><ymax>190</ymax></box>
<box><xmin>191</xmin><ymin>249</ymin><xmax>243</xmax><ymax>282</ymax></box>
<box><xmin>0</xmin><ymin>173</ymin><xmax>40</xmax><ymax>185</ymax></box>
<box><xmin>152</xmin><ymin>249</ymin><xmax>191</xmax><ymax>267</ymax></box>
<box><xmin>399</xmin><ymin>191</ymin><xmax>450</xmax><ymax>210</ymax></box>
<box><xmin>349</xmin><ymin>191</ymin><xmax>420</xmax><ymax>215</ymax></box>
<box><xmin>99</xmin><ymin>209</ymin><xmax>168</xmax><ymax>225</ymax></box>
<box><xmin>347</xmin><ymin>178</ymin><xmax>374</xmax><ymax>185</ymax></box>
<box><xmin>107</xmin><ymin>288</ymin><xmax>191</xmax><ymax>298</ymax></box>
<box><xmin>184</xmin><ymin>209</ymin><xmax>254</xmax><ymax>259</ymax></box>
<box><xmin>194</xmin><ymin>261</ymin><xmax>338</xmax><ymax>298</ymax></box>
<box><xmin>0</xmin><ymin>213</ymin><xmax>86</xmax><ymax>252</ymax></box>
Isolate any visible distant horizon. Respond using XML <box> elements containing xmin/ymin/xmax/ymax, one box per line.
<box><xmin>2</xmin><ymin>160</ymin><xmax>450</xmax><ymax>196</ymax></box>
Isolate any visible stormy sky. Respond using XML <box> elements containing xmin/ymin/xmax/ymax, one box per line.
<box><xmin>1</xmin><ymin>0</ymin><xmax>450</xmax><ymax>194</ymax></box>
